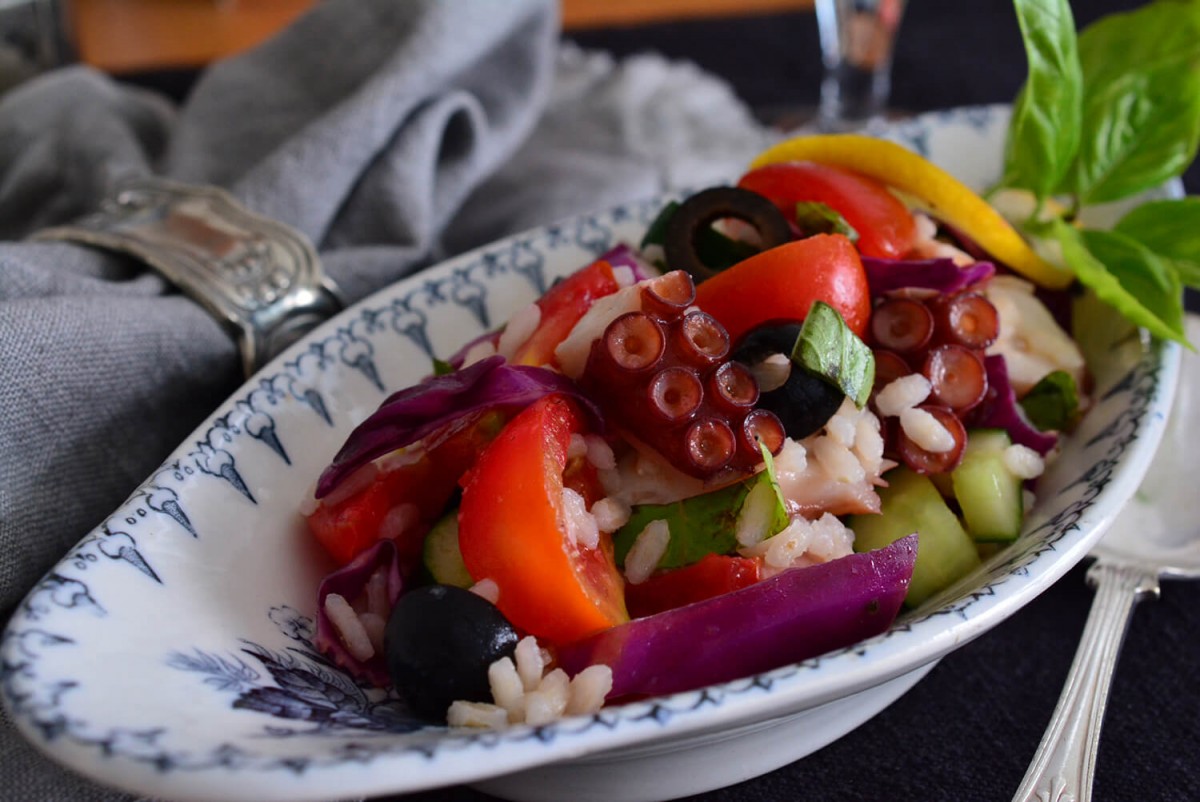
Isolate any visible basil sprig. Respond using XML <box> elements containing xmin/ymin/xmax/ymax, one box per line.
<box><xmin>1002</xmin><ymin>0</ymin><xmax>1082</xmax><ymax>200</ymax></box>
<box><xmin>1002</xmin><ymin>0</ymin><xmax>1200</xmax><ymax>345</ymax></box>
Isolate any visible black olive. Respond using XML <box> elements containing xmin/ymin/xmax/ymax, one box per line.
<box><xmin>732</xmin><ymin>322</ymin><xmax>804</xmax><ymax>366</ymax></box>
<box><xmin>732</xmin><ymin>323</ymin><xmax>845</xmax><ymax>440</ymax></box>
<box><xmin>663</xmin><ymin>186</ymin><xmax>792</xmax><ymax>282</ymax></box>
<box><xmin>385</xmin><ymin>584</ymin><xmax>519</xmax><ymax>721</ymax></box>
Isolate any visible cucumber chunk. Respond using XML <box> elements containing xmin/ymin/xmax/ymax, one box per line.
<box><xmin>952</xmin><ymin>429</ymin><xmax>1024</xmax><ymax>543</ymax></box>
<box><xmin>422</xmin><ymin>512</ymin><xmax>473</xmax><ymax>588</ymax></box>
<box><xmin>850</xmin><ymin>468</ymin><xmax>980</xmax><ymax>606</ymax></box>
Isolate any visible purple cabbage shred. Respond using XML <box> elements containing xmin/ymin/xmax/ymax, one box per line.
<box><xmin>314</xmin><ymin>539</ymin><xmax>404</xmax><ymax>687</ymax></box>
<box><xmin>969</xmin><ymin>355</ymin><xmax>1059</xmax><ymax>455</ymax></box>
<box><xmin>862</xmin><ymin>256</ymin><xmax>995</xmax><ymax>298</ymax></box>
<box><xmin>316</xmin><ymin>356</ymin><xmax>600</xmax><ymax>498</ymax></box>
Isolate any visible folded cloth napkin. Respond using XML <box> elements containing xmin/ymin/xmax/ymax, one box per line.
<box><xmin>0</xmin><ymin>1</ymin><xmax>768</xmax><ymax>798</ymax></box>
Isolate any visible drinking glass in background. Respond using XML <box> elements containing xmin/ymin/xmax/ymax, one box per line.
<box><xmin>814</xmin><ymin>0</ymin><xmax>907</xmax><ymax>131</ymax></box>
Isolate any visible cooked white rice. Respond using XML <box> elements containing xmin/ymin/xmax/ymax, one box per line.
<box><xmin>469</xmin><ymin>578</ymin><xmax>500</xmax><ymax>604</ymax></box>
<box><xmin>875</xmin><ymin>374</ymin><xmax>932</xmax><ymax>418</ymax></box>
<box><xmin>899</xmin><ymin>406</ymin><xmax>955</xmax><ymax>453</ymax></box>
<box><xmin>561</xmin><ymin>487</ymin><xmax>600</xmax><ymax>550</ymax></box>
<box><xmin>853</xmin><ymin>410</ymin><xmax>885</xmax><ymax>468</ymax></box>
<box><xmin>585</xmin><ymin>434</ymin><xmax>617</xmax><ymax>470</ymax></box>
<box><xmin>514</xmin><ymin>636</ymin><xmax>546</xmax><ymax>692</ymax></box>
<box><xmin>567</xmin><ymin>433</ymin><xmax>589</xmax><ymax>460</ymax></box>
<box><xmin>748</xmin><ymin>353</ymin><xmax>791</xmax><ymax>393</ymax></box>
<box><xmin>488</xmin><ymin>656</ymin><xmax>525</xmax><ymax>721</ymax></box>
<box><xmin>740</xmin><ymin>512</ymin><xmax>853</xmax><ymax>571</ymax></box>
<box><xmin>454</xmin><ymin>636</ymin><xmax>613</xmax><ymax>729</ymax></box>
<box><xmin>446</xmin><ymin>700</ymin><xmax>510</xmax><ymax>729</ymax></box>
<box><xmin>324</xmin><ymin>592</ymin><xmax>374</xmax><ymax>662</ymax></box>
<box><xmin>624</xmin><ymin>519</ymin><xmax>670</xmax><ymax>584</ymax></box>
<box><xmin>590</xmin><ymin>496</ymin><xmax>631</xmax><ymax>533</ymax></box>
<box><xmin>1004</xmin><ymin>443</ymin><xmax>1045</xmax><ymax>479</ymax></box>
<box><xmin>524</xmin><ymin>669</ymin><xmax>571</xmax><ymax>726</ymax></box>
<box><xmin>378</xmin><ymin>502</ymin><xmax>419</xmax><ymax>541</ymax></box>
<box><xmin>612</xmin><ymin>265</ymin><xmax>636</xmax><ymax>288</ymax></box>
<box><xmin>358</xmin><ymin>611</ymin><xmax>387</xmax><ymax>655</ymax></box>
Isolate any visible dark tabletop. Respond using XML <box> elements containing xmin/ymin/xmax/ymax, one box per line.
<box><xmin>395</xmin><ymin>2</ymin><xmax>1200</xmax><ymax>801</ymax></box>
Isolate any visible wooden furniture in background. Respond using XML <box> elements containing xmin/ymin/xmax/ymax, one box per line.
<box><xmin>562</xmin><ymin>0</ymin><xmax>812</xmax><ymax>29</ymax></box>
<box><xmin>68</xmin><ymin>0</ymin><xmax>313</xmax><ymax>73</ymax></box>
<box><xmin>67</xmin><ymin>0</ymin><xmax>814</xmax><ymax>74</ymax></box>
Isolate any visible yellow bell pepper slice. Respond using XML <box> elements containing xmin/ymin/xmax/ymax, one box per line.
<box><xmin>749</xmin><ymin>134</ymin><xmax>1075</xmax><ymax>289</ymax></box>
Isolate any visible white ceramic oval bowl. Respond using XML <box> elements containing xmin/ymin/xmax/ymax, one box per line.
<box><xmin>0</xmin><ymin>105</ymin><xmax>1181</xmax><ymax>802</ymax></box>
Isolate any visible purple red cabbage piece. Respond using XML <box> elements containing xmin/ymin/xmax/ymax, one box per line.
<box><xmin>315</xmin><ymin>539</ymin><xmax>404</xmax><ymax>687</ymax></box>
<box><xmin>316</xmin><ymin>356</ymin><xmax>601</xmax><ymax>498</ymax></box>
<box><xmin>862</xmin><ymin>256</ymin><xmax>995</xmax><ymax>298</ymax></box>
<box><xmin>556</xmin><ymin>534</ymin><xmax>917</xmax><ymax>700</ymax></box>
<box><xmin>969</xmin><ymin>354</ymin><xmax>1059</xmax><ymax>455</ymax></box>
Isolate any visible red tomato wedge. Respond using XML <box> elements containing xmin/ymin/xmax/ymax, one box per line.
<box><xmin>306</xmin><ymin>412</ymin><xmax>504</xmax><ymax>569</ymax></box>
<box><xmin>625</xmin><ymin>554</ymin><xmax>761</xmax><ymax>619</ymax></box>
<box><xmin>458</xmin><ymin>394</ymin><xmax>628</xmax><ymax>645</ymax></box>
<box><xmin>693</xmin><ymin>234</ymin><xmax>870</xmax><ymax>343</ymax></box>
<box><xmin>738</xmin><ymin>162</ymin><xmax>917</xmax><ymax>259</ymax></box>
<box><xmin>511</xmin><ymin>258</ymin><xmax>620</xmax><ymax>368</ymax></box>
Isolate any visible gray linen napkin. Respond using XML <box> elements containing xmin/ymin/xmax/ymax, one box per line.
<box><xmin>0</xmin><ymin>1</ymin><xmax>769</xmax><ymax>799</ymax></box>
<box><xmin>0</xmin><ymin>0</ymin><xmax>558</xmax><ymax>618</ymax></box>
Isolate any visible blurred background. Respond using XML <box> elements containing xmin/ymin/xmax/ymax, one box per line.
<box><xmin>3</xmin><ymin>1</ymin><xmax>1192</xmax><ymax>188</ymax></box>
<box><xmin>4</xmin><ymin>1</ymin><xmax>1195</xmax><ymax>313</ymax></box>
<box><xmin>7</xmin><ymin>0</ymin><xmax>822</xmax><ymax>88</ymax></box>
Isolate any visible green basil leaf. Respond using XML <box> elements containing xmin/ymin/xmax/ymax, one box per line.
<box><xmin>1063</xmin><ymin>2</ymin><xmax>1200</xmax><ymax>204</ymax></box>
<box><xmin>1002</xmin><ymin>0</ymin><xmax>1083</xmax><ymax>201</ymax></box>
<box><xmin>1019</xmin><ymin>370</ymin><xmax>1080</xmax><ymax>431</ymax></box>
<box><xmin>1113</xmin><ymin>197</ymin><xmax>1200</xmax><ymax>287</ymax></box>
<box><xmin>612</xmin><ymin>449</ymin><xmax>787</xmax><ymax>571</ymax></box>
<box><xmin>791</xmin><ymin>301</ymin><xmax>875</xmax><ymax>408</ymax></box>
<box><xmin>794</xmin><ymin>201</ymin><xmax>860</xmax><ymax>242</ymax></box>
<box><xmin>431</xmin><ymin>358</ymin><xmax>454</xmax><ymax>376</ymax></box>
<box><xmin>1080</xmin><ymin>227</ymin><xmax>1186</xmax><ymax>338</ymax></box>
<box><xmin>1047</xmin><ymin>219</ymin><xmax>1187</xmax><ymax>343</ymax></box>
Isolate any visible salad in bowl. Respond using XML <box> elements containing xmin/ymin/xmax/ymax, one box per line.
<box><xmin>302</xmin><ymin>123</ymin><xmax>1149</xmax><ymax>730</ymax></box>
<box><xmin>296</xmin><ymin>0</ymin><xmax>1200</xmax><ymax>737</ymax></box>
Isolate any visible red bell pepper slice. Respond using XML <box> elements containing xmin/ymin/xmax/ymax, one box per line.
<box><xmin>625</xmin><ymin>554</ymin><xmax>761</xmax><ymax>619</ymax></box>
